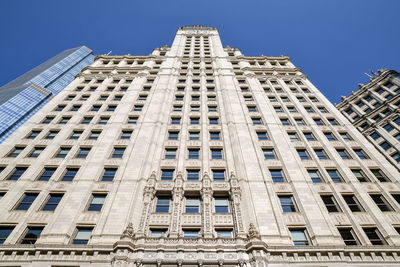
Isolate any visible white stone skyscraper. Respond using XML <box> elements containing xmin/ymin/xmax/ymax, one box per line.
<box><xmin>0</xmin><ymin>26</ymin><xmax>400</xmax><ymax>266</ymax></box>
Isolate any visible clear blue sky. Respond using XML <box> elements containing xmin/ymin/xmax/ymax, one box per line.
<box><xmin>0</xmin><ymin>0</ymin><xmax>399</xmax><ymax>103</ymax></box>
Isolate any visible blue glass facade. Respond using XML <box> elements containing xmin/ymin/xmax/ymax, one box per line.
<box><xmin>0</xmin><ymin>46</ymin><xmax>94</xmax><ymax>143</ymax></box>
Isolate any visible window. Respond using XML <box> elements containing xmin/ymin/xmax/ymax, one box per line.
<box><xmin>189</xmin><ymin>131</ymin><xmax>200</xmax><ymax>140</ymax></box>
<box><xmin>183</xmin><ymin>230</ymin><xmax>199</xmax><ymax>238</ymax></box>
<box><xmin>314</xmin><ymin>149</ymin><xmax>329</xmax><ymax>160</ymax></box>
<box><xmin>303</xmin><ymin>132</ymin><xmax>316</xmax><ymax>141</ymax></box>
<box><xmin>270</xmin><ymin>169</ymin><xmax>286</xmax><ymax>183</ymax></box>
<box><xmin>70</xmin><ymin>130</ymin><xmax>83</xmax><ymax>139</ymax></box>
<box><xmin>324</xmin><ymin>132</ymin><xmax>336</xmax><ymax>141</ymax></box>
<box><xmin>8</xmin><ymin>167</ymin><xmax>27</xmax><ymax>180</ymax></box>
<box><xmin>102</xmin><ymin>168</ymin><xmax>117</xmax><ymax>181</ymax></box>
<box><xmin>150</xmin><ymin>229</ymin><xmax>167</xmax><ymax>237</ymax></box>
<box><xmin>295</xmin><ymin>119</ymin><xmax>305</xmax><ymax>125</ymax></box>
<box><xmin>168</xmin><ymin>131</ymin><xmax>179</xmax><ymax>140</ymax></box>
<box><xmin>88</xmin><ymin>130</ymin><xmax>101</xmax><ymax>140</ymax></box>
<box><xmin>297</xmin><ymin>149</ymin><xmax>310</xmax><ymax>160</ymax></box>
<box><xmin>120</xmin><ymin>130</ymin><xmax>133</xmax><ymax>139</ymax></box>
<box><xmin>161</xmin><ymin>169</ymin><xmax>174</xmax><ymax>180</ymax></box>
<box><xmin>28</xmin><ymin>147</ymin><xmax>44</xmax><ymax>158</ymax></box>
<box><xmin>363</xmin><ymin>228</ymin><xmax>386</xmax><ymax>245</ymax></box>
<box><xmin>0</xmin><ymin>226</ymin><xmax>14</xmax><ymax>244</ymax></box>
<box><xmin>127</xmin><ymin>116</ymin><xmax>138</xmax><ymax>124</ymax></box>
<box><xmin>87</xmin><ymin>194</ymin><xmax>107</xmax><ymax>211</ymax></box>
<box><xmin>304</xmin><ymin>107</ymin><xmax>314</xmax><ymax>113</ymax></box>
<box><xmin>352</xmin><ymin>169</ymin><xmax>369</xmax><ymax>182</ymax></box>
<box><xmin>42</xmin><ymin>116</ymin><xmax>54</xmax><ymax>124</ymax></box>
<box><xmin>8</xmin><ymin>146</ymin><xmax>25</xmax><ymax>157</ymax></box>
<box><xmin>392</xmin><ymin>152</ymin><xmax>400</xmax><ymax>162</ymax></box>
<box><xmin>248</xmin><ymin>106</ymin><xmax>257</xmax><ymax>112</ymax></box>
<box><xmin>107</xmin><ymin>105</ymin><xmax>117</xmax><ymax>112</ymax></box>
<box><xmin>70</xmin><ymin>105</ymin><xmax>81</xmax><ymax>111</ymax></box>
<box><xmin>321</xmin><ymin>195</ymin><xmax>341</xmax><ymax>212</ymax></box>
<box><xmin>72</xmin><ymin>228</ymin><xmax>93</xmax><ymax>245</ymax></box>
<box><xmin>187</xmin><ymin>169</ymin><xmax>199</xmax><ymax>180</ymax></box>
<box><xmin>308</xmin><ymin>170</ymin><xmax>324</xmax><ymax>183</ymax></box>
<box><xmin>354</xmin><ymin>149</ymin><xmax>368</xmax><ymax>159</ymax></box>
<box><xmin>263</xmin><ymin>148</ymin><xmax>276</xmax><ymax>159</ymax></box>
<box><xmin>288</xmin><ymin>132</ymin><xmax>299</xmax><ymax>141</ymax></box>
<box><xmin>313</xmin><ymin>118</ymin><xmax>324</xmax><ymax>125</ymax></box>
<box><xmin>112</xmin><ymin>147</ymin><xmax>126</xmax><ymax>158</ymax></box>
<box><xmin>156</xmin><ymin>197</ymin><xmax>170</xmax><ymax>213</ymax></box>
<box><xmin>370</xmin><ymin>132</ymin><xmax>381</xmax><ymax>140</ymax></box>
<box><xmin>42</xmin><ymin>193</ymin><xmax>63</xmax><ymax>211</ymax></box>
<box><xmin>383</xmin><ymin>123</ymin><xmax>394</xmax><ymax>132</ymax></box>
<box><xmin>327</xmin><ymin>169</ymin><xmax>343</xmax><ymax>182</ymax></box>
<box><xmin>45</xmin><ymin>130</ymin><xmax>59</xmax><ymax>139</ymax></box>
<box><xmin>185</xmin><ymin>198</ymin><xmax>200</xmax><ymax>213</ymax></box>
<box><xmin>62</xmin><ymin>168</ymin><xmax>79</xmax><ymax>181</ymax></box>
<box><xmin>76</xmin><ymin>147</ymin><xmax>91</xmax><ymax>159</ymax></box>
<box><xmin>188</xmin><ymin>148</ymin><xmax>200</xmax><ymax>159</ymax></box>
<box><xmin>274</xmin><ymin>106</ymin><xmax>283</xmax><ymax>113</ymax></box>
<box><xmin>38</xmin><ymin>167</ymin><xmax>56</xmax><ymax>181</ymax></box>
<box><xmin>54</xmin><ymin>147</ymin><xmax>71</xmax><ymax>158</ymax></box>
<box><xmin>338</xmin><ymin>228</ymin><xmax>359</xmax><ymax>245</ymax></box>
<box><xmin>379</xmin><ymin>141</ymin><xmax>391</xmax><ymax>151</ymax></box>
<box><xmin>210</xmin><ymin>131</ymin><xmax>221</xmax><ymax>140</ymax></box>
<box><xmin>26</xmin><ymin>130</ymin><xmax>41</xmax><ymax>139</ymax></box>
<box><xmin>114</xmin><ymin>95</ymin><xmax>123</xmax><ymax>101</ymax></box>
<box><xmin>257</xmin><ymin>131</ymin><xmax>268</xmax><ymax>140</ymax></box>
<box><xmin>165</xmin><ymin>148</ymin><xmax>177</xmax><ymax>159</ymax></box>
<box><xmin>59</xmin><ymin>116</ymin><xmax>71</xmax><ymax>124</ymax></box>
<box><xmin>252</xmin><ymin>118</ymin><xmax>262</xmax><ymax>125</ymax></box>
<box><xmin>328</xmin><ymin>119</ymin><xmax>338</xmax><ymax>125</ymax></box>
<box><xmin>216</xmin><ymin>230</ymin><xmax>233</xmax><ymax>238</ymax></box>
<box><xmin>191</xmin><ymin>118</ymin><xmax>200</xmax><ymax>125</ymax></box>
<box><xmin>98</xmin><ymin>117</ymin><xmax>109</xmax><ymax>124</ymax></box>
<box><xmin>211</xmin><ymin>148</ymin><xmax>223</xmax><ymax>159</ymax></box>
<box><xmin>370</xmin><ymin>194</ymin><xmax>393</xmax><ymax>211</ymax></box>
<box><xmin>20</xmin><ymin>226</ymin><xmax>44</xmax><ymax>244</ymax></box>
<box><xmin>336</xmin><ymin>149</ymin><xmax>351</xmax><ymax>159</ymax></box>
<box><xmin>281</xmin><ymin>118</ymin><xmax>291</xmax><ymax>125</ymax></box>
<box><xmin>209</xmin><ymin>118</ymin><xmax>219</xmax><ymax>125</ymax></box>
<box><xmin>173</xmin><ymin>105</ymin><xmax>182</xmax><ymax>112</ymax></box>
<box><xmin>290</xmin><ymin>229</ymin><xmax>309</xmax><ymax>246</ymax></box>
<box><xmin>370</xmin><ymin>169</ymin><xmax>390</xmax><ymax>182</ymax></box>
<box><xmin>16</xmin><ymin>193</ymin><xmax>38</xmax><ymax>210</ymax></box>
<box><xmin>81</xmin><ymin>116</ymin><xmax>93</xmax><ymax>124</ymax></box>
<box><xmin>343</xmin><ymin>195</ymin><xmax>364</xmax><ymax>212</ymax></box>
<box><xmin>279</xmin><ymin>195</ymin><xmax>297</xmax><ymax>212</ymax></box>
<box><xmin>171</xmin><ymin>117</ymin><xmax>181</xmax><ymax>124</ymax></box>
<box><xmin>191</xmin><ymin>105</ymin><xmax>200</xmax><ymax>112</ymax></box>
<box><xmin>213</xmin><ymin>170</ymin><xmax>225</xmax><ymax>181</ymax></box>
<box><xmin>208</xmin><ymin>106</ymin><xmax>217</xmax><ymax>112</ymax></box>
<box><xmin>215</xmin><ymin>197</ymin><xmax>229</xmax><ymax>213</ymax></box>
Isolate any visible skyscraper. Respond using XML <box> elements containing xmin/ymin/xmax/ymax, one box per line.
<box><xmin>337</xmin><ymin>69</ymin><xmax>400</xmax><ymax>170</ymax></box>
<box><xmin>0</xmin><ymin>26</ymin><xmax>399</xmax><ymax>266</ymax></box>
<box><xmin>0</xmin><ymin>46</ymin><xmax>95</xmax><ymax>143</ymax></box>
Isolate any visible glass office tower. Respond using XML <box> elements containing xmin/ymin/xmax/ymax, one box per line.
<box><xmin>0</xmin><ymin>46</ymin><xmax>94</xmax><ymax>143</ymax></box>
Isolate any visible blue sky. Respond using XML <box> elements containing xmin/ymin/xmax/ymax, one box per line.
<box><xmin>0</xmin><ymin>0</ymin><xmax>399</xmax><ymax>103</ymax></box>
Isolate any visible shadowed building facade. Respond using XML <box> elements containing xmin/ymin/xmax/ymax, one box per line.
<box><xmin>0</xmin><ymin>27</ymin><xmax>400</xmax><ymax>266</ymax></box>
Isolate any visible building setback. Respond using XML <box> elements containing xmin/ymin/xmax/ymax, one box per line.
<box><xmin>0</xmin><ymin>46</ymin><xmax>95</xmax><ymax>143</ymax></box>
<box><xmin>337</xmin><ymin>69</ymin><xmax>400</xmax><ymax>170</ymax></box>
<box><xmin>0</xmin><ymin>26</ymin><xmax>400</xmax><ymax>266</ymax></box>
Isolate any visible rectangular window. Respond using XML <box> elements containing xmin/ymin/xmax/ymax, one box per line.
<box><xmin>102</xmin><ymin>168</ymin><xmax>117</xmax><ymax>181</ymax></box>
<box><xmin>120</xmin><ymin>130</ymin><xmax>133</xmax><ymax>139</ymax></box>
<box><xmin>42</xmin><ymin>116</ymin><xmax>54</xmax><ymax>124</ymax></box>
<box><xmin>279</xmin><ymin>195</ymin><xmax>297</xmax><ymax>212</ymax></box>
<box><xmin>42</xmin><ymin>193</ymin><xmax>63</xmax><ymax>211</ymax></box>
<box><xmin>340</xmin><ymin>133</ymin><xmax>352</xmax><ymax>141</ymax></box>
<box><xmin>62</xmin><ymin>168</ymin><xmax>79</xmax><ymax>181</ymax></box>
<box><xmin>112</xmin><ymin>147</ymin><xmax>126</xmax><ymax>158</ymax></box>
<box><xmin>352</xmin><ymin>169</ymin><xmax>369</xmax><ymax>182</ymax></box>
<box><xmin>263</xmin><ymin>148</ymin><xmax>276</xmax><ymax>159</ymax></box>
<box><xmin>209</xmin><ymin>118</ymin><xmax>219</xmax><ymax>125</ymax></box>
<box><xmin>70</xmin><ymin>130</ymin><xmax>83</xmax><ymax>139</ymax></box>
<box><xmin>191</xmin><ymin>118</ymin><xmax>200</xmax><ymax>124</ymax></box>
<box><xmin>45</xmin><ymin>130</ymin><xmax>59</xmax><ymax>139</ymax></box>
<box><xmin>168</xmin><ymin>131</ymin><xmax>179</xmax><ymax>140</ymax></box>
<box><xmin>308</xmin><ymin>170</ymin><xmax>324</xmax><ymax>183</ymax></box>
<box><xmin>16</xmin><ymin>193</ymin><xmax>39</xmax><ymax>210</ymax></box>
<box><xmin>76</xmin><ymin>147</ymin><xmax>91</xmax><ymax>159</ymax></box>
<box><xmin>370</xmin><ymin>194</ymin><xmax>394</xmax><ymax>211</ymax></box>
<box><xmin>133</xmin><ymin>105</ymin><xmax>143</xmax><ymax>111</ymax></box>
<box><xmin>281</xmin><ymin>118</ymin><xmax>291</xmax><ymax>125</ymax></box>
<box><xmin>211</xmin><ymin>149</ymin><xmax>223</xmax><ymax>159</ymax></box>
<box><xmin>165</xmin><ymin>148</ymin><xmax>177</xmax><ymax>159</ymax></box>
<box><xmin>150</xmin><ymin>229</ymin><xmax>167</xmax><ymax>237</ymax></box>
<box><xmin>208</xmin><ymin>106</ymin><xmax>217</xmax><ymax>112</ymax></box>
<box><xmin>72</xmin><ymin>228</ymin><xmax>93</xmax><ymax>245</ymax></box>
<box><xmin>215</xmin><ymin>197</ymin><xmax>229</xmax><ymax>213</ymax></box>
<box><xmin>88</xmin><ymin>194</ymin><xmax>107</xmax><ymax>211</ymax></box>
<box><xmin>127</xmin><ymin>116</ymin><xmax>138</xmax><ymax>124</ymax></box>
<box><xmin>257</xmin><ymin>131</ymin><xmax>268</xmax><ymax>140</ymax></box>
<box><xmin>8</xmin><ymin>167</ymin><xmax>28</xmax><ymax>180</ymax></box>
<box><xmin>353</xmin><ymin>149</ymin><xmax>368</xmax><ymax>159</ymax></box>
<box><xmin>8</xmin><ymin>146</ymin><xmax>25</xmax><ymax>157</ymax></box>
<box><xmin>38</xmin><ymin>167</ymin><xmax>57</xmax><ymax>181</ymax></box>
<box><xmin>28</xmin><ymin>147</ymin><xmax>45</xmax><ymax>158</ymax></box>
<box><xmin>26</xmin><ymin>130</ymin><xmax>41</xmax><ymax>139</ymax></box>
<box><xmin>370</xmin><ymin>169</ymin><xmax>390</xmax><ymax>182</ymax></box>
<box><xmin>210</xmin><ymin>131</ymin><xmax>220</xmax><ymax>140</ymax></box>
<box><xmin>98</xmin><ymin>117</ymin><xmax>110</xmax><ymax>124</ymax></box>
<box><xmin>59</xmin><ymin>116</ymin><xmax>71</xmax><ymax>124</ymax></box>
<box><xmin>297</xmin><ymin>149</ymin><xmax>310</xmax><ymax>160</ymax></box>
<box><xmin>324</xmin><ymin>132</ymin><xmax>336</xmax><ymax>141</ymax></box>
<box><xmin>81</xmin><ymin>116</ymin><xmax>93</xmax><ymax>124</ymax></box>
<box><xmin>161</xmin><ymin>169</ymin><xmax>174</xmax><ymax>180</ymax></box>
<box><xmin>55</xmin><ymin>147</ymin><xmax>71</xmax><ymax>158</ymax></box>
<box><xmin>314</xmin><ymin>149</ymin><xmax>329</xmax><ymax>160</ymax></box>
<box><xmin>188</xmin><ymin>148</ymin><xmax>200</xmax><ymax>159</ymax></box>
<box><xmin>270</xmin><ymin>169</ymin><xmax>286</xmax><ymax>183</ymax></box>
<box><xmin>363</xmin><ymin>228</ymin><xmax>386</xmax><ymax>245</ymax></box>
<box><xmin>295</xmin><ymin>119</ymin><xmax>305</xmax><ymax>125</ymax></box>
<box><xmin>187</xmin><ymin>169</ymin><xmax>199</xmax><ymax>180</ymax></box>
<box><xmin>321</xmin><ymin>195</ymin><xmax>341</xmax><ymax>212</ymax></box>
<box><xmin>313</xmin><ymin>118</ymin><xmax>324</xmax><ymax>125</ymax></box>
<box><xmin>338</xmin><ymin>228</ymin><xmax>359</xmax><ymax>245</ymax></box>
<box><xmin>171</xmin><ymin>117</ymin><xmax>181</xmax><ymax>124</ymax></box>
<box><xmin>189</xmin><ymin>131</ymin><xmax>199</xmax><ymax>140</ymax></box>
<box><xmin>303</xmin><ymin>132</ymin><xmax>316</xmax><ymax>141</ymax></box>
<box><xmin>327</xmin><ymin>169</ymin><xmax>343</xmax><ymax>182</ymax></box>
<box><xmin>252</xmin><ymin>118</ymin><xmax>262</xmax><ymax>125</ymax></box>
<box><xmin>0</xmin><ymin>226</ymin><xmax>15</xmax><ymax>244</ymax></box>
<box><xmin>213</xmin><ymin>170</ymin><xmax>225</xmax><ymax>181</ymax></box>
<box><xmin>288</xmin><ymin>132</ymin><xmax>299</xmax><ymax>141</ymax></box>
<box><xmin>380</xmin><ymin>141</ymin><xmax>391</xmax><ymax>150</ymax></box>
<box><xmin>156</xmin><ymin>197</ymin><xmax>170</xmax><ymax>213</ymax></box>
<box><xmin>184</xmin><ymin>230</ymin><xmax>199</xmax><ymax>238</ymax></box>
<box><xmin>290</xmin><ymin>229</ymin><xmax>309</xmax><ymax>246</ymax></box>
<box><xmin>20</xmin><ymin>226</ymin><xmax>44</xmax><ymax>244</ymax></box>
<box><xmin>88</xmin><ymin>130</ymin><xmax>101</xmax><ymax>140</ymax></box>
<box><xmin>216</xmin><ymin>230</ymin><xmax>233</xmax><ymax>238</ymax></box>
<box><xmin>336</xmin><ymin>149</ymin><xmax>351</xmax><ymax>159</ymax></box>
<box><xmin>343</xmin><ymin>195</ymin><xmax>364</xmax><ymax>212</ymax></box>
<box><xmin>185</xmin><ymin>198</ymin><xmax>200</xmax><ymax>213</ymax></box>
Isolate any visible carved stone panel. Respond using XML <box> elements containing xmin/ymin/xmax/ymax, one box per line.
<box><xmin>330</xmin><ymin>213</ymin><xmax>351</xmax><ymax>225</ymax></box>
<box><xmin>149</xmin><ymin>214</ymin><xmax>171</xmax><ymax>225</ymax></box>
<box><xmin>211</xmin><ymin>182</ymin><xmax>230</xmax><ymax>191</ymax></box>
<box><xmin>213</xmin><ymin>214</ymin><xmax>234</xmax><ymax>226</ymax></box>
<box><xmin>181</xmin><ymin>214</ymin><xmax>202</xmax><ymax>226</ymax></box>
<box><xmin>283</xmin><ymin>213</ymin><xmax>305</xmax><ymax>225</ymax></box>
<box><xmin>354</xmin><ymin>213</ymin><xmax>375</xmax><ymax>225</ymax></box>
<box><xmin>183</xmin><ymin>182</ymin><xmax>202</xmax><ymax>191</ymax></box>
<box><xmin>155</xmin><ymin>181</ymin><xmax>174</xmax><ymax>191</ymax></box>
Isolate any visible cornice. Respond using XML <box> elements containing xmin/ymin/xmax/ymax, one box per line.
<box><xmin>236</xmin><ymin>55</ymin><xmax>291</xmax><ymax>61</ymax></box>
<box><xmin>94</xmin><ymin>54</ymin><xmax>157</xmax><ymax>61</ymax></box>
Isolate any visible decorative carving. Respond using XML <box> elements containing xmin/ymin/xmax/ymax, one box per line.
<box><xmin>121</xmin><ymin>222</ymin><xmax>135</xmax><ymax>238</ymax></box>
<box><xmin>247</xmin><ymin>223</ymin><xmax>261</xmax><ymax>240</ymax></box>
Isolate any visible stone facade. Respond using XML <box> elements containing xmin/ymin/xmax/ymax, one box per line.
<box><xmin>0</xmin><ymin>26</ymin><xmax>400</xmax><ymax>266</ymax></box>
<box><xmin>336</xmin><ymin>69</ymin><xmax>400</xmax><ymax>170</ymax></box>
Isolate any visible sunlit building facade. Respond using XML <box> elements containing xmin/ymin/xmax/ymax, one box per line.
<box><xmin>0</xmin><ymin>26</ymin><xmax>400</xmax><ymax>266</ymax></box>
